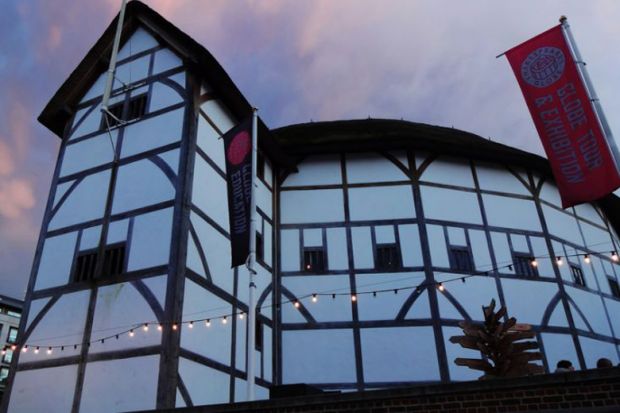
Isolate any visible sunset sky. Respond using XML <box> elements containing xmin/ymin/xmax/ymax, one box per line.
<box><xmin>1</xmin><ymin>0</ymin><xmax>619</xmax><ymax>299</ymax></box>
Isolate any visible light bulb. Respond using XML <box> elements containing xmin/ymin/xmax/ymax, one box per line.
<box><xmin>311</xmin><ymin>294</ymin><xmax>318</xmax><ymax>303</ymax></box>
<box><xmin>222</xmin><ymin>317</ymin><xmax>228</xmax><ymax>325</ymax></box>
<box><xmin>294</xmin><ymin>301</ymin><xmax>300</xmax><ymax>309</ymax></box>
<box><xmin>129</xmin><ymin>329</ymin><xmax>135</xmax><ymax>337</ymax></box>
<box><xmin>239</xmin><ymin>313</ymin><xmax>244</xmax><ymax>320</ymax></box>
<box><xmin>158</xmin><ymin>324</ymin><xmax>163</xmax><ymax>331</ymax></box>
<box><xmin>188</xmin><ymin>321</ymin><xmax>194</xmax><ymax>329</ymax></box>
<box><xmin>530</xmin><ymin>258</ymin><xmax>538</xmax><ymax>267</ymax></box>
<box><xmin>47</xmin><ymin>347</ymin><xmax>52</xmax><ymax>355</ymax></box>
<box><xmin>143</xmin><ymin>323</ymin><xmax>149</xmax><ymax>332</ymax></box>
<box><xmin>172</xmin><ymin>324</ymin><xmax>178</xmax><ymax>331</ymax></box>
<box><xmin>612</xmin><ymin>251</ymin><xmax>619</xmax><ymax>262</ymax></box>
<box><xmin>584</xmin><ymin>254</ymin><xmax>591</xmax><ymax>264</ymax></box>
<box><xmin>438</xmin><ymin>283</ymin><xmax>445</xmax><ymax>292</ymax></box>
<box><xmin>351</xmin><ymin>294</ymin><xmax>357</xmax><ymax>302</ymax></box>
<box><xmin>205</xmin><ymin>319</ymin><xmax>211</xmax><ymax>327</ymax></box>
<box><xmin>34</xmin><ymin>347</ymin><xmax>40</xmax><ymax>354</ymax></box>
<box><xmin>556</xmin><ymin>256</ymin><xmax>563</xmax><ymax>266</ymax></box>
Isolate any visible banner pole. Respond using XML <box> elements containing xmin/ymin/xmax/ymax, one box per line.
<box><xmin>560</xmin><ymin>16</ymin><xmax>620</xmax><ymax>174</ymax></box>
<box><xmin>246</xmin><ymin>108</ymin><xmax>258</xmax><ymax>401</ymax></box>
<box><xmin>102</xmin><ymin>0</ymin><xmax>127</xmax><ymax>113</ymax></box>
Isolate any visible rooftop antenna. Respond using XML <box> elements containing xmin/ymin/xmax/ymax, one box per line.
<box><xmin>101</xmin><ymin>0</ymin><xmax>128</xmax><ymax>128</ymax></box>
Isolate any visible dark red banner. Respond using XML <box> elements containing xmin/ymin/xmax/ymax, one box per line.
<box><xmin>506</xmin><ymin>25</ymin><xmax>620</xmax><ymax>208</ymax></box>
<box><xmin>224</xmin><ymin>117</ymin><xmax>253</xmax><ymax>267</ymax></box>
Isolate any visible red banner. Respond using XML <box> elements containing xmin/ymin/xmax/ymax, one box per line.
<box><xmin>506</xmin><ymin>25</ymin><xmax>620</xmax><ymax>208</ymax></box>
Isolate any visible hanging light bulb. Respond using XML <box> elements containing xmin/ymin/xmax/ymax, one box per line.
<box><xmin>612</xmin><ymin>251</ymin><xmax>618</xmax><ymax>262</ymax></box>
<box><xmin>438</xmin><ymin>283</ymin><xmax>445</xmax><ymax>292</ymax></box>
<box><xmin>158</xmin><ymin>324</ymin><xmax>163</xmax><ymax>331</ymax></box>
<box><xmin>239</xmin><ymin>312</ymin><xmax>245</xmax><ymax>320</ymax></box>
<box><xmin>530</xmin><ymin>257</ymin><xmax>538</xmax><ymax>267</ymax></box>
<box><xmin>1</xmin><ymin>348</ymin><xmax>6</xmax><ymax>356</ymax></box>
<box><xmin>47</xmin><ymin>347</ymin><xmax>52</xmax><ymax>355</ymax></box>
<box><xmin>222</xmin><ymin>316</ymin><xmax>228</xmax><ymax>325</ymax></box>
<box><xmin>10</xmin><ymin>344</ymin><xmax>16</xmax><ymax>351</ymax></box>
<box><xmin>311</xmin><ymin>294</ymin><xmax>318</xmax><ymax>303</ymax></box>
<box><xmin>22</xmin><ymin>346</ymin><xmax>28</xmax><ymax>353</ymax></box>
<box><xmin>294</xmin><ymin>301</ymin><xmax>300</xmax><ymax>309</ymax></box>
<box><xmin>351</xmin><ymin>294</ymin><xmax>357</xmax><ymax>302</ymax></box>
<box><xmin>556</xmin><ymin>256</ymin><xmax>563</xmax><ymax>266</ymax></box>
<box><xmin>143</xmin><ymin>323</ymin><xmax>149</xmax><ymax>332</ymax></box>
<box><xmin>188</xmin><ymin>321</ymin><xmax>194</xmax><ymax>329</ymax></box>
<box><xmin>172</xmin><ymin>323</ymin><xmax>178</xmax><ymax>331</ymax></box>
<box><xmin>584</xmin><ymin>254</ymin><xmax>591</xmax><ymax>264</ymax></box>
<box><xmin>34</xmin><ymin>346</ymin><xmax>40</xmax><ymax>354</ymax></box>
<box><xmin>205</xmin><ymin>319</ymin><xmax>211</xmax><ymax>327</ymax></box>
<box><xmin>129</xmin><ymin>329</ymin><xmax>135</xmax><ymax>337</ymax></box>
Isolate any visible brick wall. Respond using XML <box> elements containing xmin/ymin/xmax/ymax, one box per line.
<box><xmin>137</xmin><ymin>368</ymin><xmax>620</xmax><ymax>413</ymax></box>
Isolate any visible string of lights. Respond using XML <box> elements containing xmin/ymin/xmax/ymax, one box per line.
<box><xmin>5</xmin><ymin>248</ymin><xmax>618</xmax><ymax>357</ymax></box>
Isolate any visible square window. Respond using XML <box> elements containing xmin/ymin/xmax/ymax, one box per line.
<box><xmin>73</xmin><ymin>243</ymin><xmax>127</xmax><ymax>283</ymax></box>
<box><xmin>2</xmin><ymin>349</ymin><xmax>12</xmax><ymax>364</ymax></box>
<box><xmin>0</xmin><ymin>367</ymin><xmax>8</xmax><ymax>382</ymax></box>
<box><xmin>609</xmin><ymin>277</ymin><xmax>620</xmax><ymax>298</ymax></box>
<box><xmin>100</xmin><ymin>94</ymin><xmax>148</xmax><ymax>129</ymax></box>
<box><xmin>513</xmin><ymin>254</ymin><xmax>538</xmax><ymax>277</ymax></box>
<box><xmin>7</xmin><ymin>327</ymin><xmax>17</xmax><ymax>344</ymax></box>
<box><xmin>449</xmin><ymin>246</ymin><xmax>474</xmax><ymax>272</ymax></box>
<box><xmin>101</xmin><ymin>101</ymin><xmax>124</xmax><ymax>129</ymax></box>
<box><xmin>376</xmin><ymin>244</ymin><xmax>400</xmax><ymax>271</ymax></box>
<box><xmin>126</xmin><ymin>94</ymin><xmax>147</xmax><ymax>122</ymax></box>
<box><xmin>73</xmin><ymin>249</ymin><xmax>98</xmax><ymax>283</ymax></box>
<box><xmin>570</xmin><ymin>265</ymin><xmax>586</xmax><ymax>287</ymax></box>
<box><xmin>303</xmin><ymin>248</ymin><xmax>325</xmax><ymax>273</ymax></box>
<box><xmin>102</xmin><ymin>243</ymin><xmax>126</xmax><ymax>277</ymax></box>
<box><xmin>257</xmin><ymin>152</ymin><xmax>266</xmax><ymax>182</ymax></box>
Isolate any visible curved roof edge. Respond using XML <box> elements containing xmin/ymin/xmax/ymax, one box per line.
<box><xmin>273</xmin><ymin>118</ymin><xmax>620</xmax><ymax>235</ymax></box>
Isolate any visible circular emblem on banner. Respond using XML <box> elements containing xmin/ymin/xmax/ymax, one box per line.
<box><xmin>227</xmin><ymin>131</ymin><xmax>251</xmax><ymax>166</ymax></box>
<box><xmin>520</xmin><ymin>47</ymin><xmax>565</xmax><ymax>88</ymax></box>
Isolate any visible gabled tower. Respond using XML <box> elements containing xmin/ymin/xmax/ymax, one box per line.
<box><xmin>3</xmin><ymin>2</ymin><xmax>288</xmax><ymax>412</ymax></box>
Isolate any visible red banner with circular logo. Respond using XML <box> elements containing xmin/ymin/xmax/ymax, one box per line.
<box><xmin>506</xmin><ymin>25</ymin><xmax>620</xmax><ymax>208</ymax></box>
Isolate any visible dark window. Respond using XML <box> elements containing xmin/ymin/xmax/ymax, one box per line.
<box><xmin>255</xmin><ymin>320</ymin><xmax>263</xmax><ymax>352</ymax></box>
<box><xmin>256</xmin><ymin>232</ymin><xmax>264</xmax><ymax>263</ymax></box>
<box><xmin>449</xmin><ymin>246</ymin><xmax>474</xmax><ymax>272</ymax></box>
<box><xmin>0</xmin><ymin>367</ymin><xmax>8</xmax><ymax>383</ymax></box>
<box><xmin>102</xmin><ymin>244</ymin><xmax>126</xmax><ymax>277</ymax></box>
<box><xmin>609</xmin><ymin>277</ymin><xmax>620</xmax><ymax>298</ymax></box>
<box><xmin>73</xmin><ymin>250</ymin><xmax>98</xmax><ymax>283</ymax></box>
<box><xmin>303</xmin><ymin>248</ymin><xmax>325</xmax><ymax>273</ymax></box>
<box><xmin>0</xmin><ymin>324</ymin><xmax>3</xmax><ymax>338</ymax></box>
<box><xmin>2</xmin><ymin>350</ymin><xmax>12</xmax><ymax>364</ymax></box>
<box><xmin>257</xmin><ymin>152</ymin><xmax>265</xmax><ymax>181</ymax></box>
<box><xmin>570</xmin><ymin>265</ymin><xmax>586</xmax><ymax>287</ymax></box>
<box><xmin>126</xmin><ymin>94</ymin><xmax>147</xmax><ymax>122</ymax></box>
<box><xmin>7</xmin><ymin>327</ymin><xmax>17</xmax><ymax>344</ymax></box>
<box><xmin>101</xmin><ymin>101</ymin><xmax>124</xmax><ymax>128</ymax></box>
<box><xmin>513</xmin><ymin>254</ymin><xmax>538</xmax><ymax>277</ymax></box>
<box><xmin>376</xmin><ymin>244</ymin><xmax>400</xmax><ymax>271</ymax></box>
<box><xmin>101</xmin><ymin>94</ymin><xmax>147</xmax><ymax>129</ymax></box>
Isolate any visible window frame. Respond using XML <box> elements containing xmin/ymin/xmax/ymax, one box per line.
<box><xmin>569</xmin><ymin>264</ymin><xmax>586</xmax><ymax>287</ymax></box>
<box><xmin>72</xmin><ymin>243</ymin><xmax>127</xmax><ymax>283</ymax></box>
<box><xmin>375</xmin><ymin>243</ymin><xmax>401</xmax><ymax>272</ymax></box>
<box><xmin>6</xmin><ymin>327</ymin><xmax>18</xmax><ymax>344</ymax></box>
<box><xmin>303</xmin><ymin>247</ymin><xmax>326</xmax><ymax>273</ymax></box>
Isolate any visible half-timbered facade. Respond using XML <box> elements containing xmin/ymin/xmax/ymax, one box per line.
<box><xmin>3</xmin><ymin>2</ymin><xmax>620</xmax><ymax>412</ymax></box>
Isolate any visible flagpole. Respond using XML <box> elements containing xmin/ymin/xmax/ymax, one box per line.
<box><xmin>560</xmin><ymin>16</ymin><xmax>620</xmax><ymax>174</ymax></box>
<box><xmin>246</xmin><ymin>108</ymin><xmax>258</xmax><ymax>401</ymax></box>
<box><xmin>102</xmin><ymin>0</ymin><xmax>127</xmax><ymax>113</ymax></box>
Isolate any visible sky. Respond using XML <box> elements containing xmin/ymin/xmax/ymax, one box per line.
<box><xmin>0</xmin><ymin>0</ymin><xmax>619</xmax><ymax>299</ymax></box>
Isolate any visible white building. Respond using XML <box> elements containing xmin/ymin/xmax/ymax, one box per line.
<box><xmin>3</xmin><ymin>2</ymin><xmax>620</xmax><ymax>412</ymax></box>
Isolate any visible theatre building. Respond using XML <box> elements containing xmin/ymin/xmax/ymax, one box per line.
<box><xmin>3</xmin><ymin>2</ymin><xmax>620</xmax><ymax>412</ymax></box>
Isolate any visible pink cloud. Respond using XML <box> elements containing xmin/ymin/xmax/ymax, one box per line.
<box><xmin>0</xmin><ymin>178</ymin><xmax>35</xmax><ymax>219</ymax></box>
<box><xmin>0</xmin><ymin>141</ymin><xmax>15</xmax><ymax>176</ymax></box>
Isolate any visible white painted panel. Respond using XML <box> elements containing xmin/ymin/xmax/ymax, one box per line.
<box><xmin>437</xmin><ymin>274</ymin><xmax>499</xmax><ymax>321</ymax></box>
<box><xmin>447</xmin><ymin>227</ymin><xmax>465</xmax><ymax>246</ymax></box>
<box><xmin>327</xmin><ymin>228</ymin><xmax>348</xmax><ymax>270</ymax></box>
<box><xmin>196</xmin><ymin>115</ymin><xmax>225</xmax><ymax>171</ymax></box>
<box><xmin>282</xmin><ymin>155</ymin><xmax>341</xmax><ymax>187</ymax></box>
<box><xmin>422</xmin><ymin>157</ymin><xmax>474</xmax><ymax>188</ymax></box>
<box><xmin>191</xmin><ymin>212</ymin><xmax>234</xmax><ymax>293</ymax></box>
<box><xmin>264</xmin><ymin>221</ymin><xmax>273</xmax><ymax>267</ymax></box>
<box><xmin>80</xmin><ymin>72</ymin><xmax>107</xmax><ymax>103</ymax></box>
<box><xmin>117</xmin><ymin>27</ymin><xmax>159</xmax><ymax>61</ymax></box>
<box><xmin>375</xmin><ymin>225</ymin><xmax>395</xmax><ymax>244</ymax></box>
<box><xmin>152</xmin><ymin>48</ymin><xmax>182</xmax><ymax>74</ymax></box>
<box><xmin>128</xmin><ymin>207</ymin><xmax>173</xmax><ymax>271</ymax></box>
<box><xmin>510</xmin><ymin>234</ymin><xmax>528</xmax><ymax>252</ymax></box>
<box><xmin>48</xmin><ymin>170</ymin><xmax>110</xmax><ymax>230</ymax></box>
<box><xmin>176</xmin><ymin>390</ymin><xmax>186</xmax><ymax>408</ymax></box>
<box><xmin>565</xmin><ymin>286</ymin><xmax>611</xmax><ymax>336</ymax></box>
<box><xmin>405</xmin><ymin>290</ymin><xmax>431</xmax><ymax>319</ymax></box>
<box><xmin>303</xmin><ymin>228</ymin><xmax>322</xmax><ymax>247</ymax></box>
<box><xmin>282</xmin><ymin>329</ymin><xmax>356</xmax><ymax>383</ymax></box>
<box><xmin>80</xmin><ymin>225</ymin><xmax>101</xmax><ymax>251</ymax></box>
<box><xmin>80</xmin><ymin>356</ymin><xmax>159</xmax><ymax>413</ymax></box>
<box><xmin>192</xmin><ymin>156</ymin><xmax>229</xmax><ymax>232</ymax></box>
<box><xmin>474</xmin><ymin>163</ymin><xmax>531</xmax><ymax>196</ymax></box>
<box><xmin>422</xmin><ymin>186</ymin><xmax>481</xmax><ymax>224</ymax></box>
<box><xmin>20</xmin><ymin>291</ymin><xmax>90</xmax><ymax>362</ymax></box>
<box><xmin>352</xmin><ymin>226</ymin><xmax>373</xmax><ymax>269</ymax></box>
<box><xmin>114</xmin><ymin>55</ymin><xmax>150</xmax><ymax>89</ymax></box>
<box><xmin>107</xmin><ymin>219</ymin><xmax>129</xmax><ymax>244</ymax></box>
<box><xmin>604</xmin><ymin>298</ymin><xmax>620</xmax><ymax>338</ymax></box>
<box><xmin>235</xmin><ymin>313</ymin><xmax>246</xmax><ymax>375</ymax></box>
<box><xmin>181</xmin><ymin>279</ymin><xmax>232</xmax><ymax>365</ymax></box>
<box><xmin>121</xmin><ymin>107</ymin><xmax>184</xmax><ymax>158</ymax></box>
<box><xmin>346</xmin><ymin>153</ymin><xmax>408</xmax><ymax>184</ymax></box>
<box><xmin>281</xmin><ymin>230</ymin><xmax>300</xmax><ymax>272</ymax></box>
<box><xmin>349</xmin><ymin>185</ymin><xmax>414</xmax><ymax>221</ymax></box>
<box><xmin>178</xmin><ymin>358</ymin><xmax>230</xmax><ymax>405</ymax></box>
<box><xmin>262</xmin><ymin>325</ymin><xmax>273</xmax><ymax>380</ymax></box>
<box><xmin>25</xmin><ymin>298</ymin><xmax>51</xmax><ymax>331</ymax></box>
<box><xmin>398</xmin><ymin>224</ymin><xmax>423</xmax><ymax>267</ymax></box>
<box><xmin>202</xmin><ymin>100</ymin><xmax>235</xmax><ymax>134</ymax></box>
<box><xmin>483</xmin><ymin>194</ymin><xmax>541</xmax><ymax>231</ymax></box>
<box><xmin>89</xmin><ymin>278</ymin><xmax>166</xmax><ymax>354</ymax></box>
<box><xmin>356</xmin><ymin>273</ymin><xmax>423</xmax><ymax>321</ymax></box>
<box><xmin>362</xmin><ymin>327</ymin><xmax>440</xmax><ymax>382</ymax></box>
<box><xmin>282</xmin><ymin>275</ymin><xmax>351</xmax><ymax>322</ymax></box>
<box><xmin>281</xmin><ymin>189</ymin><xmax>344</xmax><ymax>224</ymax></box>
<box><xmin>264</xmin><ymin>159</ymin><xmax>274</xmax><ymax>188</ymax></box>
<box><xmin>53</xmin><ymin>181</ymin><xmax>73</xmax><ymax>208</ymax></box>
<box><xmin>70</xmin><ymin>103</ymin><xmax>104</xmax><ymax>139</ymax></box>
<box><xmin>437</xmin><ymin>289</ymin><xmax>463</xmax><ymax>320</ymax></box>
<box><xmin>443</xmin><ymin>326</ymin><xmax>481</xmax><ymax>381</ymax></box>
<box><xmin>541</xmin><ymin>333</ymin><xmax>578</xmax><ymax>372</ymax></box>
<box><xmin>574</xmin><ymin>203</ymin><xmax>605</xmax><ymax>227</ymax></box>
<box><xmin>186</xmin><ymin>236</ymin><xmax>204</xmax><ymax>277</ymax></box>
<box><xmin>427</xmin><ymin>224</ymin><xmax>449</xmax><ymax>268</ymax></box>
<box><xmin>580</xmin><ymin>220</ymin><xmax>612</xmax><ymax>251</ymax></box>
<box><xmin>9</xmin><ymin>365</ymin><xmax>78</xmax><ymax>413</ymax></box>
<box><xmin>579</xmin><ymin>336</ymin><xmax>619</xmax><ymax>368</ymax></box>
<box><xmin>257</xmin><ymin>180</ymin><xmax>273</xmax><ymax>217</ymax></box>
<box><xmin>530</xmin><ymin>237</ymin><xmax>554</xmax><ymax>279</ymax></box>
<box><xmin>142</xmin><ymin>275</ymin><xmax>168</xmax><ymax>310</ymax></box>
<box><xmin>149</xmin><ymin>81</ymin><xmax>184</xmax><ymax>112</ymax></box>
<box><xmin>35</xmin><ymin>232</ymin><xmax>78</xmax><ymax>290</ymax></box>
<box><xmin>61</xmin><ymin>133</ymin><xmax>117</xmax><ymax>177</ymax></box>
<box><xmin>501</xmin><ymin>279</ymin><xmax>558</xmax><ymax>325</ymax></box>
<box><xmin>469</xmin><ymin>230</ymin><xmax>492</xmax><ymax>271</ymax></box>
<box><xmin>540</xmin><ymin>181</ymin><xmax>563</xmax><ymax>207</ymax></box>
<box><xmin>112</xmin><ymin>159</ymin><xmax>175</xmax><ymax>214</ymax></box>
<box><xmin>547</xmin><ymin>302</ymin><xmax>568</xmax><ymax>327</ymax></box>
<box><xmin>490</xmin><ymin>232</ymin><xmax>514</xmax><ymax>274</ymax></box>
